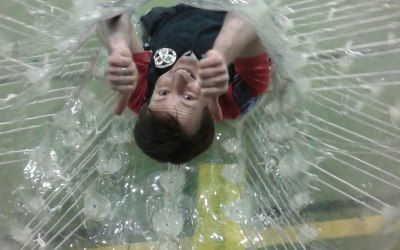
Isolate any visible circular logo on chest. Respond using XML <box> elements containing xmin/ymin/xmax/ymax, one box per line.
<box><xmin>153</xmin><ymin>48</ymin><xmax>177</xmax><ymax>68</ymax></box>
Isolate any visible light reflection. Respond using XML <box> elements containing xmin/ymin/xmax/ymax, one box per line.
<box><xmin>210</xmin><ymin>232</ymin><xmax>224</xmax><ymax>241</ymax></box>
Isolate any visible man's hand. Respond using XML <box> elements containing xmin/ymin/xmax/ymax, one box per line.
<box><xmin>199</xmin><ymin>49</ymin><xmax>229</xmax><ymax>97</ymax></box>
<box><xmin>107</xmin><ymin>48</ymin><xmax>138</xmax><ymax>115</ymax></box>
<box><xmin>199</xmin><ymin>49</ymin><xmax>229</xmax><ymax>121</ymax></box>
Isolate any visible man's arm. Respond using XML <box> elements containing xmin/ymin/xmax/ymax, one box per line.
<box><xmin>199</xmin><ymin>12</ymin><xmax>264</xmax><ymax>94</ymax></box>
<box><xmin>97</xmin><ymin>13</ymin><xmax>144</xmax><ymax>55</ymax></box>
<box><xmin>213</xmin><ymin>12</ymin><xmax>263</xmax><ymax>63</ymax></box>
<box><xmin>199</xmin><ymin>12</ymin><xmax>264</xmax><ymax>120</ymax></box>
<box><xmin>97</xmin><ymin>13</ymin><xmax>145</xmax><ymax>115</ymax></box>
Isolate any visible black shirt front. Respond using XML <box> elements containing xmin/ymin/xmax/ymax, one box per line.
<box><xmin>140</xmin><ymin>5</ymin><xmax>233</xmax><ymax>101</ymax></box>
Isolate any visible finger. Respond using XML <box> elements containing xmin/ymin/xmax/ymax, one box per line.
<box><xmin>200</xmin><ymin>56</ymin><xmax>224</xmax><ymax>70</ymax></box>
<box><xmin>108</xmin><ymin>56</ymin><xmax>132</xmax><ymax>68</ymax></box>
<box><xmin>199</xmin><ymin>75</ymin><xmax>229</xmax><ymax>88</ymax></box>
<box><xmin>107</xmin><ymin>66</ymin><xmax>135</xmax><ymax>76</ymax></box>
<box><xmin>200</xmin><ymin>57</ymin><xmax>221</xmax><ymax>68</ymax></box>
<box><xmin>109</xmin><ymin>84</ymin><xmax>135</xmax><ymax>93</ymax></box>
<box><xmin>114</xmin><ymin>92</ymin><xmax>131</xmax><ymax>115</ymax></box>
<box><xmin>199</xmin><ymin>67</ymin><xmax>228</xmax><ymax>81</ymax></box>
<box><xmin>200</xmin><ymin>50</ymin><xmax>225</xmax><ymax>67</ymax></box>
<box><xmin>201</xmin><ymin>88</ymin><xmax>220</xmax><ymax>98</ymax></box>
<box><xmin>201</xmin><ymin>82</ymin><xmax>228</xmax><ymax>96</ymax></box>
<box><xmin>208</xmin><ymin>97</ymin><xmax>223</xmax><ymax>121</ymax></box>
<box><xmin>107</xmin><ymin>75</ymin><xmax>137</xmax><ymax>85</ymax></box>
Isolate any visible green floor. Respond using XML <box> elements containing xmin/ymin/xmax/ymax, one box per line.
<box><xmin>1</xmin><ymin>0</ymin><xmax>400</xmax><ymax>249</ymax></box>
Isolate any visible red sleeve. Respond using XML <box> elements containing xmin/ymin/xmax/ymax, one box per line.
<box><xmin>126</xmin><ymin>51</ymin><xmax>151</xmax><ymax>113</ymax></box>
<box><xmin>233</xmin><ymin>52</ymin><xmax>270</xmax><ymax>95</ymax></box>
<box><xmin>218</xmin><ymin>52</ymin><xmax>270</xmax><ymax>119</ymax></box>
<box><xmin>219</xmin><ymin>85</ymin><xmax>241</xmax><ymax>119</ymax></box>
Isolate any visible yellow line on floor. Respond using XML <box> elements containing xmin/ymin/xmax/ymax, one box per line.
<box><xmin>92</xmin><ymin>214</ymin><xmax>399</xmax><ymax>249</ymax></box>
<box><xmin>253</xmin><ymin>214</ymin><xmax>400</xmax><ymax>248</ymax></box>
<box><xmin>192</xmin><ymin>164</ymin><xmax>245</xmax><ymax>250</ymax></box>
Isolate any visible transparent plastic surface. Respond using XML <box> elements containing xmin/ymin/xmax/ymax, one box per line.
<box><xmin>1</xmin><ymin>0</ymin><xmax>400</xmax><ymax>249</ymax></box>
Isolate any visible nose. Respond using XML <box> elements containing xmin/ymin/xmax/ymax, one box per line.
<box><xmin>172</xmin><ymin>71</ymin><xmax>189</xmax><ymax>92</ymax></box>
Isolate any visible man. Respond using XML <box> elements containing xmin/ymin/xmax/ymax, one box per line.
<box><xmin>97</xmin><ymin>4</ymin><xmax>270</xmax><ymax>164</ymax></box>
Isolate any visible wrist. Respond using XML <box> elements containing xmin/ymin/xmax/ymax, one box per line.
<box><xmin>108</xmin><ymin>35</ymin><xmax>131</xmax><ymax>54</ymax></box>
<box><xmin>210</xmin><ymin>47</ymin><xmax>231</xmax><ymax>65</ymax></box>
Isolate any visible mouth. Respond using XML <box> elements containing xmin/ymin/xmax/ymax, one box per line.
<box><xmin>172</xmin><ymin>51</ymin><xmax>199</xmax><ymax>80</ymax></box>
<box><xmin>174</xmin><ymin>68</ymin><xmax>196</xmax><ymax>80</ymax></box>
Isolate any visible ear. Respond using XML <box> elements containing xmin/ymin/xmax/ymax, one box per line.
<box><xmin>207</xmin><ymin>97</ymin><xmax>223</xmax><ymax>121</ymax></box>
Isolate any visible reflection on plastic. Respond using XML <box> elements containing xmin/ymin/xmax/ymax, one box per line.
<box><xmin>83</xmin><ymin>190</ymin><xmax>111</xmax><ymax>221</ymax></box>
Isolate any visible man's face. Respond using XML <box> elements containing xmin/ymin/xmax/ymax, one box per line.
<box><xmin>149</xmin><ymin>52</ymin><xmax>210</xmax><ymax>136</ymax></box>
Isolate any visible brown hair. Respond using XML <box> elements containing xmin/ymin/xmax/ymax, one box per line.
<box><xmin>133</xmin><ymin>103</ymin><xmax>215</xmax><ymax>164</ymax></box>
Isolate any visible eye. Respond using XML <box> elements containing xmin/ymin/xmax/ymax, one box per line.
<box><xmin>159</xmin><ymin>90</ymin><xmax>169</xmax><ymax>96</ymax></box>
<box><xmin>183</xmin><ymin>94</ymin><xmax>194</xmax><ymax>100</ymax></box>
